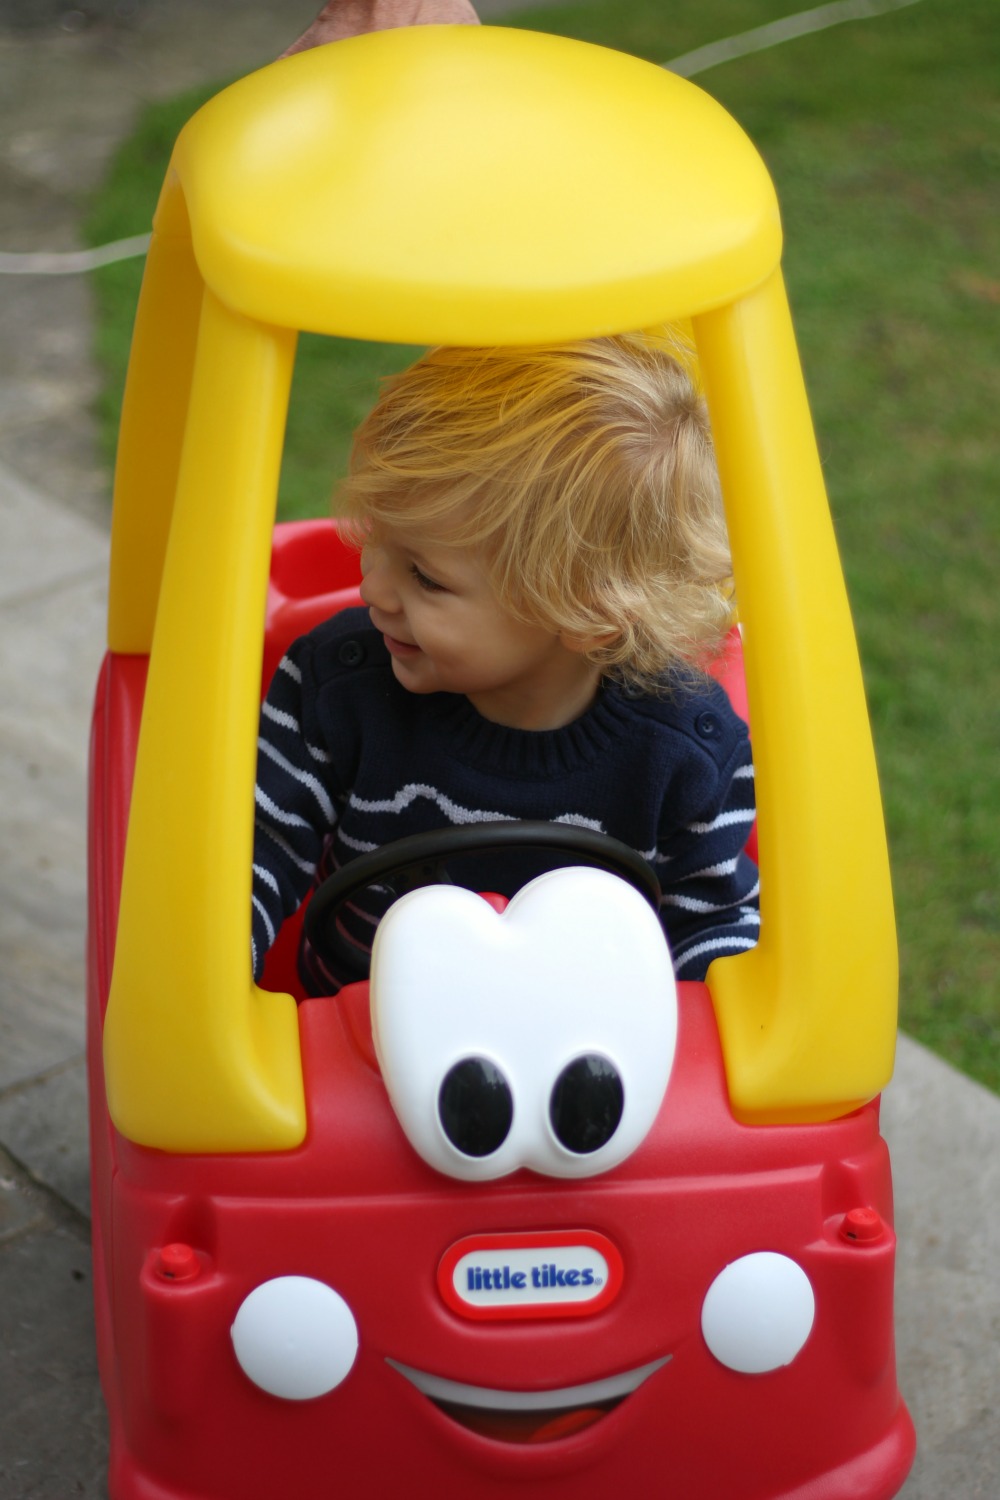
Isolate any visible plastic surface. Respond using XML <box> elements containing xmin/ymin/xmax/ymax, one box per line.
<box><xmin>371</xmin><ymin>869</ymin><xmax>677</xmax><ymax>1181</ymax></box>
<box><xmin>305</xmin><ymin>820</ymin><xmax>662</xmax><ymax>980</ymax></box>
<box><xmin>168</xmin><ymin>27</ymin><xmax>780</xmax><ymax>346</ymax></box>
<box><xmin>230</xmin><ymin>1276</ymin><xmax>359</xmax><ymax>1399</ymax></box>
<box><xmin>88</xmin><ymin>538</ymin><xmax>914</xmax><ymax>1493</ymax></box>
<box><xmin>86</xmin><ymin>966</ymin><xmax>914</xmax><ymax>1499</ymax></box>
<box><xmin>99</xmin><ymin>29</ymin><xmax>896</xmax><ymax>1151</ymax></box>
<box><xmin>104</xmin><ymin>288</ymin><xmax>306</xmax><ymax>1152</ymax></box>
<box><xmin>87</xmin><ymin>23</ymin><xmax>913</xmax><ymax>1500</ymax></box>
<box><xmin>701</xmin><ymin>1253</ymin><xmax>816</xmax><ymax>1374</ymax></box>
<box><xmin>695</xmin><ymin>283</ymin><xmax>897</xmax><ymax>1122</ymax></box>
<box><xmin>437</xmin><ymin>1230</ymin><xmax>625</xmax><ymax>1322</ymax></box>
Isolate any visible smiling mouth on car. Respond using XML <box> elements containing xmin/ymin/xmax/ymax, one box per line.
<box><xmin>386</xmin><ymin>1355</ymin><xmax>671</xmax><ymax>1444</ymax></box>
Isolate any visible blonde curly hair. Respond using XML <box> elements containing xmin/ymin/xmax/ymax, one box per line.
<box><xmin>338</xmin><ymin>330</ymin><xmax>735</xmax><ymax>689</ymax></box>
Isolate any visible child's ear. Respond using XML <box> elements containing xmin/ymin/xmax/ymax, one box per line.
<box><xmin>559</xmin><ymin>628</ymin><xmax>620</xmax><ymax>657</ymax></box>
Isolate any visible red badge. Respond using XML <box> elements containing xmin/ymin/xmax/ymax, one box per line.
<box><xmin>438</xmin><ymin>1230</ymin><xmax>623</xmax><ymax>1321</ymax></box>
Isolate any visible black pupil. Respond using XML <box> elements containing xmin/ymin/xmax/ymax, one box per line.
<box><xmin>550</xmin><ymin>1055</ymin><xmax>624</xmax><ymax>1155</ymax></box>
<box><xmin>439</xmin><ymin>1058</ymin><xmax>513</xmax><ymax>1158</ymax></box>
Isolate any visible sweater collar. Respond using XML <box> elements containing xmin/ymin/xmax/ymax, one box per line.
<box><xmin>430</xmin><ymin>680</ymin><xmax>635</xmax><ymax>779</ymax></box>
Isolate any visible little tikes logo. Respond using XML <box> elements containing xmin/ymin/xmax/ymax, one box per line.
<box><xmin>438</xmin><ymin>1231</ymin><xmax>623</xmax><ymax>1321</ymax></box>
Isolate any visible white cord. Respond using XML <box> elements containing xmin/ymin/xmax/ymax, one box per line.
<box><xmin>0</xmin><ymin>233</ymin><xmax>152</xmax><ymax>276</ymax></box>
<box><xmin>666</xmin><ymin>0</ymin><xmax>923</xmax><ymax>78</ymax></box>
<box><xmin>1</xmin><ymin>0</ymin><xmax>926</xmax><ymax>276</ymax></box>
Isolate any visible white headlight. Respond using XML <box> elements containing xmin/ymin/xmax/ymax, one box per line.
<box><xmin>701</xmin><ymin>1253</ymin><xmax>815</xmax><ymax>1374</ymax></box>
<box><xmin>231</xmin><ymin>1276</ymin><xmax>359</xmax><ymax>1400</ymax></box>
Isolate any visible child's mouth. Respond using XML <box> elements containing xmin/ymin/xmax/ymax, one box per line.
<box><xmin>384</xmin><ymin>633</ymin><xmax>422</xmax><ymax>659</ymax></box>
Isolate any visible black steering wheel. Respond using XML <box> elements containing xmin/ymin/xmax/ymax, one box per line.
<box><xmin>302</xmin><ymin>821</ymin><xmax>662</xmax><ymax>983</ymax></box>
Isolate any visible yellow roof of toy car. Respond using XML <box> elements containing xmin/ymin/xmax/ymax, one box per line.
<box><xmin>164</xmin><ymin>25</ymin><xmax>781</xmax><ymax>344</ymax></box>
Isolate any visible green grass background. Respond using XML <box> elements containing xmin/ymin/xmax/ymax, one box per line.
<box><xmin>84</xmin><ymin>0</ymin><xmax>999</xmax><ymax>1089</ymax></box>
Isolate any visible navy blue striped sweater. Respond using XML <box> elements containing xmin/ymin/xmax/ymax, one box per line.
<box><xmin>252</xmin><ymin>608</ymin><xmax>759</xmax><ymax>992</ymax></box>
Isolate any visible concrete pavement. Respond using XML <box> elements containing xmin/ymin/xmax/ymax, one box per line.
<box><xmin>0</xmin><ymin>2</ymin><xmax>996</xmax><ymax>1495</ymax></box>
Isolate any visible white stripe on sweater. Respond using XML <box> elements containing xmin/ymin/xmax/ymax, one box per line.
<box><xmin>662</xmin><ymin>890</ymin><xmax>748</xmax><ymax>914</ymax></box>
<box><xmin>674</xmin><ymin>933</ymin><xmax>760</xmax><ymax>967</ymax></box>
<box><xmin>348</xmin><ymin>783</ymin><xmax>602</xmax><ymax>833</ymax></box>
<box><xmin>687</xmin><ymin>807</ymin><xmax>757</xmax><ymax>835</ymax></box>
<box><xmin>256</xmin><ymin>746</ymin><xmax>336</xmax><ymax>826</ymax></box>
<box><xmin>336</xmin><ymin>828</ymin><xmax>380</xmax><ymax>854</ymax></box>
<box><xmin>252</xmin><ymin>862</ymin><xmax>281</xmax><ymax>897</ymax></box>
<box><xmin>662</xmin><ymin>883</ymin><xmax>760</xmax><ymax>916</ymax></box>
<box><xmin>251</xmin><ymin>893</ymin><xmax>276</xmax><ymax>947</ymax></box>
<box><xmin>261</xmin><ymin>701</ymin><xmax>332</xmax><ymax>763</ymax></box>
<box><xmin>255</xmin><ymin>818</ymin><xmax>318</xmax><ymax>876</ymax></box>
<box><xmin>678</xmin><ymin>855</ymin><xmax>741</xmax><ymax>881</ymax></box>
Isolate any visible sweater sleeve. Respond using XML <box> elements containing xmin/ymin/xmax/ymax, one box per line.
<box><xmin>251</xmin><ymin>638</ymin><xmax>343</xmax><ymax>981</ymax></box>
<box><xmin>656</xmin><ymin>736</ymin><xmax>760</xmax><ymax>981</ymax></box>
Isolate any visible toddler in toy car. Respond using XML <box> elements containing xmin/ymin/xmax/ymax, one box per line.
<box><xmin>251</xmin><ymin>332</ymin><xmax>759</xmax><ymax>994</ymax></box>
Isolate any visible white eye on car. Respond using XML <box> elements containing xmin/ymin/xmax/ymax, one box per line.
<box><xmin>370</xmin><ymin>867</ymin><xmax>677</xmax><ymax>1182</ymax></box>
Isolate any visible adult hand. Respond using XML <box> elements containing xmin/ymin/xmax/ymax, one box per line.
<box><xmin>283</xmin><ymin>0</ymin><xmax>480</xmax><ymax>58</ymax></box>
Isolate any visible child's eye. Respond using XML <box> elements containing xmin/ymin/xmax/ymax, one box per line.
<box><xmin>410</xmin><ymin>564</ymin><xmax>445</xmax><ymax>593</ymax></box>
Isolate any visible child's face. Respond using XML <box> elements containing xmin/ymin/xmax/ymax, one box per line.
<box><xmin>359</xmin><ymin>527</ymin><xmax>600</xmax><ymax>731</ymax></box>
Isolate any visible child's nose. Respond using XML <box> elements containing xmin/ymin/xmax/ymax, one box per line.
<box><xmin>359</xmin><ymin>546</ymin><xmax>400</xmax><ymax>614</ymax></box>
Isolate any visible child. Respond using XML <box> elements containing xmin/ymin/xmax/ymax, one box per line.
<box><xmin>251</xmin><ymin>332</ymin><xmax>760</xmax><ymax>993</ymax></box>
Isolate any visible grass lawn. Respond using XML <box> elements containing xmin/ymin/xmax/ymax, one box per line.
<box><xmin>84</xmin><ymin>0</ymin><xmax>999</xmax><ymax>1090</ymax></box>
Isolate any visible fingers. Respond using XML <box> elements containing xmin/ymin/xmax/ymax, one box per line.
<box><xmin>281</xmin><ymin>0</ymin><xmax>480</xmax><ymax>58</ymax></box>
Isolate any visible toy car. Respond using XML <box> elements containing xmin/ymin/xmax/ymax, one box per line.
<box><xmin>87</xmin><ymin>24</ymin><xmax>915</xmax><ymax>1500</ymax></box>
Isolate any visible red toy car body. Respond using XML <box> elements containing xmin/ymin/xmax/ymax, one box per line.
<box><xmin>88</xmin><ymin>523</ymin><xmax>913</xmax><ymax>1500</ymax></box>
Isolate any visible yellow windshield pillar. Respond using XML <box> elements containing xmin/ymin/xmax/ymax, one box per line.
<box><xmin>695</xmin><ymin>273</ymin><xmax>898</xmax><ymax>1124</ymax></box>
<box><xmin>103</xmin><ymin>283</ymin><xmax>305</xmax><ymax>1151</ymax></box>
<box><xmin>107</xmin><ymin>173</ymin><xmax>203</xmax><ymax>654</ymax></box>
